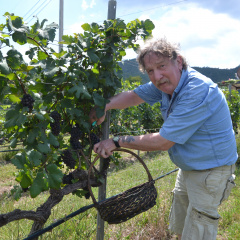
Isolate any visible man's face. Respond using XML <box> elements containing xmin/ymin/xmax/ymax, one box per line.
<box><xmin>143</xmin><ymin>52</ymin><xmax>183</xmax><ymax>96</ymax></box>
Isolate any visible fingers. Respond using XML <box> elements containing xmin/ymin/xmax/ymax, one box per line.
<box><xmin>96</xmin><ymin>112</ymin><xmax>106</xmax><ymax>125</ymax></box>
<box><xmin>93</xmin><ymin>139</ymin><xmax>114</xmax><ymax>158</ymax></box>
<box><xmin>94</xmin><ymin>146</ymin><xmax>113</xmax><ymax>158</ymax></box>
<box><xmin>89</xmin><ymin>109</ymin><xmax>98</xmax><ymax>124</ymax></box>
<box><xmin>96</xmin><ymin>148</ymin><xmax>112</xmax><ymax>158</ymax></box>
<box><xmin>89</xmin><ymin>108</ymin><xmax>106</xmax><ymax>125</ymax></box>
<box><xmin>96</xmin><ymin>118</ymin><xmax>104</xmax><ymax>125</ymax></box>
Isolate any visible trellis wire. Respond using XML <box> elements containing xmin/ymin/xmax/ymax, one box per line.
<box><xmin>0</xmin><ymin>129</ymin><xmax>161</xmax><ymax>154</ymax></box>
<box><xmin>3</xmin><ymin>125</ymin><xmax>238</xmax><ymax>237</ymax></box>
<box><xmin>22</xmin><ymin>168</ymin><xmax>179</xmax><ymax>240</ymax></box>
<box><xmin>0</xmin><ymin>129</ymin><xmax>238</xmax><ymax>154</ymax></box>
<box><xmin>23</xmin><ymin>203</ymin><xmax>95</xmax><ymax>240</ymax></box>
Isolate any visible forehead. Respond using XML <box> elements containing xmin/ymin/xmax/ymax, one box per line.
<box><xmin>143</xmin><ymin>52</ymin><xmax>168</xmax><ymax>66</ymax></box>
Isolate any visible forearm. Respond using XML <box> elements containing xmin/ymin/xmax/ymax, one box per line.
<box><xmin>118</xmin><ymin>133</ymin><xmax>175</xmax><ymax>151</ymax></box>
<box><xmin>93</xmin><ymin>132</ymin><xmax>175</xmax><ymax>158</ymax></box>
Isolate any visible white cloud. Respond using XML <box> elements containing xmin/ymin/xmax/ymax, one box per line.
<box><xmin>82</xmin><ymin>0</ymin><xmax>96</xmax><ymax>11</ymax></box>
<box><xmin>90</xmin><ymin>0</ymin><xmax>96</xmax><ymax>8</ymax></box>
<box><xmin>65</xmin><ymin>22</ymin><xmax>85</xmax><ymax>35</ymax></box>
<box><xmin>137</xmin><ymin>5</ymin><xmax>240</xmax><ymax>68</ymax></box>
<box><xmin>60</xmin><ymin>2</ymin><xmax>240</xmax><ymax>69</ymax></box>
<box><xmin>82</xmin><ymin>0</ymin><xmax>88</xmax><ymax>11</ymax></box>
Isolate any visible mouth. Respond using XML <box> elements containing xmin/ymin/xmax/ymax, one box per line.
<box><xmin>157</xmin><ymin>79</ymin><xmax>169</xmax><ymax>88</ymax></box>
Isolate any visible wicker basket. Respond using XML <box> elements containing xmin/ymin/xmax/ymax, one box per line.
<box><xmin>88</xmin><ymin>148</ymin><xmax>157</xmax><ymax>224</ymax></box>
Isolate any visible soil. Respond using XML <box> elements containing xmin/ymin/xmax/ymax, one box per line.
<box><xmin>0</xmin><ymin>185</ymin><xmax>13</xmax><ymax>196</ymax></box>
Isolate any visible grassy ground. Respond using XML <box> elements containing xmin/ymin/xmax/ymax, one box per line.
<box><xmin>0</xmin><ymin>150</ymin><xmax>239</xmax><ymax>239</ymax></box>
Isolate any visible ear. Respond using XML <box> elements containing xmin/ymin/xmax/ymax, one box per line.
<box><xmin>176</xmin><ymin>56</ymin><xmax>183</xmax><ymax>70</ymax></box>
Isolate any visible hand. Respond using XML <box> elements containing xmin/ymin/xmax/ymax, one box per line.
<box><xmin>89</xmin><ymin>107</ymin><xmax>106</xmax><ymax>125</ymax></box>
<box><xmin>93</xmin><ymin>139</ymin><xmax>116</xmax><ymax>158</ymax></box>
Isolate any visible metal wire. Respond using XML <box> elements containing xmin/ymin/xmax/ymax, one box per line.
<box><xmin>23</xmin><ymin>168</ymin><xmax>178</xmax><ymax>240</ymax></box>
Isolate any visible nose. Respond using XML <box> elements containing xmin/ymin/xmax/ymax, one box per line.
<box><xmin>154</xmin><ymin>69</ymin><xmax>163</xmax><ymax>81</ymax></box>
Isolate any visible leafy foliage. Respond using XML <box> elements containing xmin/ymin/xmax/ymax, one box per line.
<box><xmin>0</xmin><ymin>13</ymin><xmax>154</xmax><ymax>199</ymax></box>
<box><xmin>110</xmin><ymin>77</ymin><xmax>163</xmax><ymax>135</ymax></box>
<box><xmin>220</xmin><ymin>88</ymin><xmax>240</xmax><ymax>166</ymax></box>
<box><xmin>221</xmin><ymin>89</ymin><xmax>240</xmax><ymax>134</ymax></box>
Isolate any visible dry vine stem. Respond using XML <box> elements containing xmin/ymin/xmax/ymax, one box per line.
<box><xmin>0</xmin><ymin>172</ymin><xmax>101</xmax><ymax>239</ymax></box>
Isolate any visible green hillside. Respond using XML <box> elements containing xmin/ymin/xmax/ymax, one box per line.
<box><xmin>119</xmin><ymin>59</ymin><xmax>240</xmax><ymax>83</ymax></box>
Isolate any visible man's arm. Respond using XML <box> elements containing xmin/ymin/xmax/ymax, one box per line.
<box><xmin>89</xmin><ymin>90</ymin><xmax>144</xmax><ymax>125</ymax></box>
<box><xmin>106</xmin><ymin>90</ymin><xmax>144</xmax><ymax>110</ymax></box>
<box><xmin>93</xmin><ymin>133</ymin><xmax>175</xmax><ymax>158</ymax></box>
<box><xmin>120</xmin><ymin>133</ymin><xmax>174</xmax><ymax>151</ymax></box>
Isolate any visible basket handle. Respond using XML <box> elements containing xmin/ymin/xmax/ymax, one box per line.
<box><xmin>88</xmin><ymin>148</ymin><xmax>154</xmax><ymax>205</ymax></box>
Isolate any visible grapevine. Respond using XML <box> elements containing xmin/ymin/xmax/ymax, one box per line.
<box><xmin>82</xmin><ymin>187</ymin><xmax>91</xmax><ymax>199</ymax></box>
<box><xmin>0</xmin><ymin>12</ymin><xmax>154</xmax><ymax>233</ymax></box>
<box><xmin>62</xmin><ymin>172</ymin><xmax>74</xmax><ymax>184</ymax></box>
<box><xmin>100</xmin><ymin>157</ymin><xmax>111</xmax><ymax>178</ymax></box>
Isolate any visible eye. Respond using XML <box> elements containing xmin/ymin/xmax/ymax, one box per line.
<box><xmin>147</xmin><ymin>69</ymin><xmax>153</xmax><ymax>74</ymax></box>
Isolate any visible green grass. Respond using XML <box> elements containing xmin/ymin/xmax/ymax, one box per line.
<box><xmin>217</xmin><ymin>166</ymin><xmax>240</xmax><ymax>239</ymax></box>
<box><xmin>0</xmin><ymin>150</ymin><xmax>239</xmax><ymax>239</ymax></box>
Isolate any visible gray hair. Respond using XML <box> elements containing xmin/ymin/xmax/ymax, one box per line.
<box><xmin>137</xmin><ymin>37</ymin><xmax>188</xmax><ymax>72</ymax></box>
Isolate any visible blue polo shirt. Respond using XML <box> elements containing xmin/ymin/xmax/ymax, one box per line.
<box><xmin>134</xmin><ymin>67</ymin><xmax>238</xmax><ymax>170</ymax></box>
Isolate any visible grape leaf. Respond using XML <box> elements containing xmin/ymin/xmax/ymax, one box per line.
<box><xmin>69</xmin><ymin>82</ymin><xmax>91</xmax><ymax>99</ymax></box>
<box><xmin>30</xmin><ymin>172</ymin><xmax>49</xmax><ymax>198</ymax></box>
<box><xmin>0</xmin><ymin>59</ymin><xmax>11</xmax><ymax>74</ymax></box>
<box><xmin>11</xmin><ymin>185</ymin><xmax>22</xmax><ymax>201</ymax></box>
<box><xmin>27</xmin><ymin>129</ymin><xmax>39</xmax><ymax>144</ymax></box>
<box><xmin>144</xmin><ymin>19</ymin><xmax>155</xmax><ymax>31</ymax></box>
<box><xmin>46</xmin><ymin>164</ymin><xmax>63</xmax><ymax>189</ymax></box>
<box><xmin>28</xmin><ymin>150</ymin><xmax>42</xmax><ymax>166</ymax></box>
<box><xmin>37</xmin><ymin>143</ymin><xmax>51</xmax><ymax>154</ymax></box>
<box><xmin>81</xmin><ymin>23</ymin><xmax>91</xmax><ymax>31</ymax></box>
<box><xmin>19</xmin><ymin>172</ymin><xmax>32</xmax><ymax>188</ymax></box>
<box><xmin>11</xmin><ymin>153</ymin><xmax>27</xmax><ymax>169</ymax></box>
<box><xmin>48</xmin><ymin>133</ymin><xmax>59</xmax><ymax>147</ymax></box>
<box><xmin>87</xmin><ymin>50</ymin><xmax>99</xmax><ymax>63</ymax></box>
<box><xmin>10</xmin><ymin>137</ymin><xmax>17</xmax><ymax>148</ymax></box>
<box><xmin>12</xmin><ymin>31</ymin><xmax>27</xmax><ymax>45</ymax></box>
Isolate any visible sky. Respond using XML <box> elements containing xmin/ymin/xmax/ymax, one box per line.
<box><xmin>1</xmin><ymin>0</ymin><xmax>240</xmax><ymax>69</ymax></box>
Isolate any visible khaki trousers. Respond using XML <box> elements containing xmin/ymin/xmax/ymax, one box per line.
<box><xmin>169</xmin><ymin>164</ymin><xmax>236</xmax><ymax>240</ymax></box>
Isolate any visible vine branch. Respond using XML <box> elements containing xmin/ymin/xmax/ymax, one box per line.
<box><xmin>0</xmin><ymin>176</ymin><xmax>101</xmax><ymax>231</ymax></box>
<box><xmin>27</xmin><ymin>36</ymin><xmax>50</xmax><ymax>58</ymax></box>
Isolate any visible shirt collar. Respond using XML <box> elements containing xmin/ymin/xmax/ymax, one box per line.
<box><xmin>172</xmin><ymin>68</ymin><xmax>189</xmax><ymax>98</ymax></box>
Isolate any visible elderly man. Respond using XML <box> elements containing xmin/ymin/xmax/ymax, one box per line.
<box><xmin>89</xmin><ymin>38</ymin><xmax>237</xmax><ymax>239</ymax></box>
